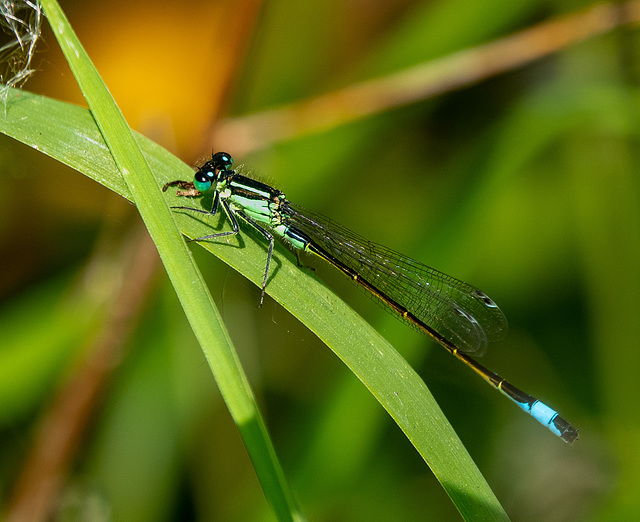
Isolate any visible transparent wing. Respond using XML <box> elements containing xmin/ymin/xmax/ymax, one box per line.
<box><xmin>282</xmin><ymin>202</ymin><xmax>507</xmax><ymax>354</ymax></box>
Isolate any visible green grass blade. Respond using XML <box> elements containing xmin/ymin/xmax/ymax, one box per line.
<box><xmin>36</xmin><ymin>1</ymin><xmax>301</xmax><ymax>520</ymax></box>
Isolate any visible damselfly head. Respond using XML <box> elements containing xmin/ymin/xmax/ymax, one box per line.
<box><xmin>194</xmin><ymin>152</ymin><xmax>235</xmax><ymax>191</ymax></box>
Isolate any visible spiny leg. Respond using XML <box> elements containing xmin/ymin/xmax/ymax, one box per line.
<box><xmin>237</xmin><ymin>214</ymin><xmax>274</xmax><ymax>306</ymax></box>
<box><xmin>169</xmin><ymin>191</ymin><xmax>274</xmax><ymax>305</ymax></box>
<box><xmin>184</xmin><ymin>198</ymin><xmax>240</xmax><ymax>242</ymax></box>
<box><xmin>171</xmin><ymin>190</ymin><xmax>220</xmax><ymax>216</ymax></box>
<box><xmin>163</xmin><ymin>180</ymin><xmax>194</xmax><ymax>191</ymax></box>
<box><xmin>162</xmin><ymin>180</ymin><xmax>200</xmax><ymax>197</ymax></box>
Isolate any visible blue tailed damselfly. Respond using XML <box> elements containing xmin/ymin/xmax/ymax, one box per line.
<box><xmin>163</xmin><ymin>152</ymin><xmax>578</xmax><ymax>443</ymax></box>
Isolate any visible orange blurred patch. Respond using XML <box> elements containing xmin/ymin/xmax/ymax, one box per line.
<box><xmin>35</xmin><ymin>1</ymin><xmax>242</xmax><ymax>158</ymax></box>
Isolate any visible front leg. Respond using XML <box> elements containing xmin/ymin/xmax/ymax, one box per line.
<box><xmin>187</xmin><ymin>198</ymin><xmax>240</xmax><ymax>242</ymax></box>
<box><xmin>171</xmin><ymin>190</ymin><xmax>220</xmax><ymax>216</ymax></box>
<box><xmin>163</xmin><ymin>180</ymin><xmax>200</xmax><ymax>197</ymax></box>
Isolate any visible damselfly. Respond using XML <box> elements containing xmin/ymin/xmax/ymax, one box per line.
<box><xmin>163</xmin><ymin>152</ymin><xmax>578</xmax><ymax>443</ymax></box>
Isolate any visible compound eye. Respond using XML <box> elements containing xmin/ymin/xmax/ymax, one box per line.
<box><xmin>211</xmin><ymin>151</ymin><xmax>233</xmax><ymax>171</ymax></box>
<box><xmin>194</xmin><ymin>169</ymin><xmax>215</xmax><ymax>191</ymax></box>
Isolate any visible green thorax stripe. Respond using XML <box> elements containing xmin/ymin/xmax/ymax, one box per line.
<box><xmin>229</xmin><ymin>174</ymin><xmax>282</xmax><ymax>201</ymax></box>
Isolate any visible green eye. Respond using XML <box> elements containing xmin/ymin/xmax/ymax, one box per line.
<box><xmin>194</xmin><ymin>170</ymin><xmax>215</xmax><ymax>191</ymax></box>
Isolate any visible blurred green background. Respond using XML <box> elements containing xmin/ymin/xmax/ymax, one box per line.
<box><xmin>1</xmin><ymin>0</ymin><xmax>638</xmax><ymax>520</ymax></box>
